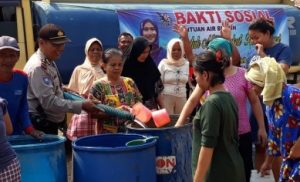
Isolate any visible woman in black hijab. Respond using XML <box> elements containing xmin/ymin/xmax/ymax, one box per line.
<box><xmin>122</xmin><ymin>36</ymin><xmax>164</xmax><ymax>109</ymax></box>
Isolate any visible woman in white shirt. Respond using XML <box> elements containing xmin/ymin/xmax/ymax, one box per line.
<box><xmin>158</xmin><ymin>38</ymin><xmax>189</xmax><ymax>114</ymax></box>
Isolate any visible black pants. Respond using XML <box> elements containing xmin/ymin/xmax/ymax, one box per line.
<box><xmin>29</xmin><ymin>113</ymin><xmax>65</xmax><ymax>135</ymax></box>
<box><xmin>239</xmin><ymin>132</ymin><xmax>254</xmax><ymax>182</ymax></box>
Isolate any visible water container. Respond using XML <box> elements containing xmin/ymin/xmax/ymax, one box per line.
<box><xmin>126</xmin><ymin>115</ymin><xmax>193</xmax><ymax>182</ymax></box>
<box><xmin>72</xmin><ymin>133</ymin><xmax>157</xmax><ymax>182</ymax></box>
<box><xmin>8</xmin><ymin>135</ymin><xmax>67</xmax><ymax>182</ymax></box>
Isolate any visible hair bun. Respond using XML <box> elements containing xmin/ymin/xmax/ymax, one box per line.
<box><xmin>266</xmin><ymin>19</ymin><xmax>275</xmax><ymax>27</ymax></box>
<box><xmin>215</xmin><ymin>50</ymin><xmax>223</xmax><ymax>62</ymax></box>
<box><xmin>214</xmin><ymin>49</ymin><xmax>230</xmax><ymax>69</ymax></box>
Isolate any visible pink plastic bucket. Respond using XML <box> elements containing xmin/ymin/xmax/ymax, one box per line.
<box><xmin>151</xmin><ymin>109</ymin><xmax>171</xmax><ymax>128</ymax></box>
<box><xmin>132</xmin><ymin>102</ymin><xmax>152</xmax><ymax>123</ymax></box>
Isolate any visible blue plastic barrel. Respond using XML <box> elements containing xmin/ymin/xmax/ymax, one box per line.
<box><xmin>72</xmin><ymin>133</ymin><xmax>157</xmax><ymax>182</ymax></box>
<box><xmin>126</xmin><ymin>115</ymin><xmax>193</xmax><ymax>182</ymax></box>
<box><xmin>8</xmin><ymin>135</ymin><xmax>67</xmax><ymax>182</ymax></box>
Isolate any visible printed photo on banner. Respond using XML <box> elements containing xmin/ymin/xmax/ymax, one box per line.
<box><xmin>117</xmin><ymin>8</ymin><xmax>288</xmax><ymax>67</ymax></box>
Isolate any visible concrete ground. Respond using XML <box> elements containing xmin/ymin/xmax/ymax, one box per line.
<box><xmin>58</xmin><ymin>130</ymin><xmax>73</xmax><ymax>182</ymax></box>
<box><xmin>67</xmin><ymin>153</ymin><xmax>72</xmax><ymax>182</ymax></box>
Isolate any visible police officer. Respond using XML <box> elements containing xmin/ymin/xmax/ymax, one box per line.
<box><xmin>24</xmin><ymin>24</ymin><xmax>99</xmax><ymax>134</ymax></box>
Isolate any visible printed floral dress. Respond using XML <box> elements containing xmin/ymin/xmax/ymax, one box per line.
<box><xmin>266</xmin><ymin>84</ymin><xmax>300</xmax><ymax>182</ymax></box>
<box><xmin>90</xmin><ymin>77</ymin><xmax>142</xmax><ymax>133</ymax></box>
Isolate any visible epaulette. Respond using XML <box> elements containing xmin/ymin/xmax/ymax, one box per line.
<box><xmin>41</xmin><ymin>58</ymin><xmax>51</xmax><ymax>71</ymax></box>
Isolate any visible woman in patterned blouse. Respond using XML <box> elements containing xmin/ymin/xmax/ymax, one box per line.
<box><xmin>90</xmin><ymin>48</ymin><xmax>143</xmax><ymax>133</ymax></box>
<box><xmin>246</xmin><ymin>57</ymin><xmax>300</xmax><ymax>182</ymax></box>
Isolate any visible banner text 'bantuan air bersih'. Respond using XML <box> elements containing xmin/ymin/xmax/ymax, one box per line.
<box><xmin>117</xmin><ymin>8</ymin><xmax>288</xmax><ymax>67</ymax></box>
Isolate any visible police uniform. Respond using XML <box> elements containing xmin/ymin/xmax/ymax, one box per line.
<box><xmin>24</xmin><ymin>49</ymin><xmax>82</xmax><ymax>134</ymax></box>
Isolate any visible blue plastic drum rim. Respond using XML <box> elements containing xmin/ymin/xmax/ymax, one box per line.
<box><xmin>8</xmin><ymin>134</ymin><xmax>66</xmax><ymax>150</ymax></box>
<box><xmin>72</xmin><ymin>133</ymin><xmax>157</xmax><ymax>152</ymax></box>
<box><xmin>126</xmin><ymin>122</ymin><xmax>192</xmax><ymax>131</ymax></box>
<box><xmin>126</xmin><ymin>114</ymin><xmax>192</xmax><ymax>131</ymax></box>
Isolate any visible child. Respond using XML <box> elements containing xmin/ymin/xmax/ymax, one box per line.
<box><xmin>0</xmin><ymin>98</ymin><xmax>21</xmax><ymax>181</ymax></box>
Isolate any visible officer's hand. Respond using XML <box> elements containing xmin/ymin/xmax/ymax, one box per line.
<box><xmin>62</xmin><ymin>85</ymin><xmax>77</xmax><ymax>93</ymax></box>
<box><xmin>82</xmin><ymin>100</ymin><xmax>99</xmax><ymax>113</ymax></box>
<box><xmin>30</xmin><ymin>129</ymin><xmax>44</xmax><ymax>139</ymax></box>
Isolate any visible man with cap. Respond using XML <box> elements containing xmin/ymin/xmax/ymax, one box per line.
<box><xmin>0</xmin><ymin>35</ymin><xmax>43</xmax><ymax>138</ymax></box>
<box><xmin>24</xmin><ymin>23</ymin><xmax>99</xmax><ymax>134</ymax></box>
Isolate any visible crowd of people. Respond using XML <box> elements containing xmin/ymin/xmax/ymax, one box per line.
<box><xmin>0</xmin><ymin>17</ymin><xmax>299</xmax><ymax>182</ymax></box>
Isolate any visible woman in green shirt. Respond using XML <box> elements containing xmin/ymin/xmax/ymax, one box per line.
<box><xmin>192</xmin><ymin>50</ymin><xmax>245</xmax><ymax>182</ymax></box>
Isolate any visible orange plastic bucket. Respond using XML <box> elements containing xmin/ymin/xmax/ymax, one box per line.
<box><xmin>151</xmin><ymin>109</ymin><xmax>171</xmax><ymax>128</ymax></box>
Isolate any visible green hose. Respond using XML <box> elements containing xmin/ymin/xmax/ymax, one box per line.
<box><xmin>63</xmin><ymin>91</ymin><xmax>134</xmax><ymax>121</ymax></box>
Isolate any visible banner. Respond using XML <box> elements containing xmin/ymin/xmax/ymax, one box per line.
<box><xmin>117</xmin><ymin>8</ymin><xmax>288</xmax><ymax>67</ymax></box>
